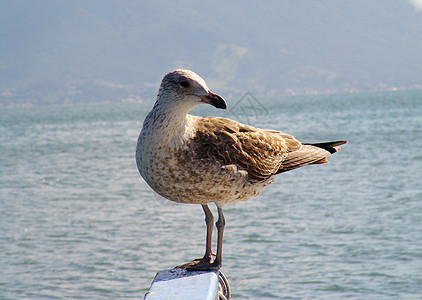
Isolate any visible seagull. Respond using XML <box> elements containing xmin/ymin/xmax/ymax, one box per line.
<box><xmin>136</xmin><ymin>69</ymin><xmax>347</xmax><ymax>270</ymax></box>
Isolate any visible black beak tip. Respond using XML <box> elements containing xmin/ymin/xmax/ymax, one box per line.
<box><xmin>213</xmin><ymin>99</ymin><xmax>227</xmax><ymax>110</ymax></box>
<box><xmin>207</xmin><ymin>91</ymin><xmax>227</xmax><ymax>110</ymax></box>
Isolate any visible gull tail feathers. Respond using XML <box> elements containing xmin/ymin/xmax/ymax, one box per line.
<box><xmin>304</xmin><ymin>140</ymin><xmax>348</xmax><ymax>154</ymax></box>
<box><xmin>277</xmin><ymin>140</ymin><xmax>347</xmax><ymax>173</ymax></box>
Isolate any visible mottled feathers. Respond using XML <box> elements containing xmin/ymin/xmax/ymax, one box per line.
<box><xmin>190</xmin><ymin>116</ymin><xmax>347</xmax><ymax>181</ymax></box>
<box><xmin>136</xmin><ymin>69</ymin><xmax>347</xmax><ymax>206</ymax></box>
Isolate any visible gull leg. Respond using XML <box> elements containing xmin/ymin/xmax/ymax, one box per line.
<box><xmin>176</xmin><ymin>204</ymin><xmax>215</xmax><ymax>269</ymax></box>
<box><xmin>185</xmin><ymin>206</ymin><xmax>224</xmax><ymax>271</ymax></box>
<box><xmin>202</xmin><ymin>204</ymin><xmax>214</xmax><ymax>260</ymax></box>
<box><xmin>212</xmin><ymin>206</ymin><xmax>225</xmax><ymax>269</ymax></box>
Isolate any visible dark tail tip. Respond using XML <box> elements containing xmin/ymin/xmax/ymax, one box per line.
<box><xmin>305</xmin><ymin>140</ymin><xmax>348</xmax><ymax>154</ymax></box>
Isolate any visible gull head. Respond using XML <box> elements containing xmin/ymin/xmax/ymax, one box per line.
<box><xmin>157</xmin><ymin>69</ymin><xmax>227</xmax><ymax>110</ymax></box>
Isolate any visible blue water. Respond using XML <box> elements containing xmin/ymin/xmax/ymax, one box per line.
<box><xmin>1</xmin><ymin>90</ymin><xmax>421</xmax><ymax>299</ymax></box>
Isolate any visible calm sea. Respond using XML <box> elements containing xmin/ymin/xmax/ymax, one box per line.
<box><xmin>1</xmin><ymin>90</ymin><xmax>421</xmax><ymax>299</ymax></box>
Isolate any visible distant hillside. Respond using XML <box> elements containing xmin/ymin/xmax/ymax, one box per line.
<box><xmin>1</xmin><ymin>0</ymin><xmax>422</xmax><ymax>106</ymax></box>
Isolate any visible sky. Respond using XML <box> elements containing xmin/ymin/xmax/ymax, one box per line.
<box><xmin>408</xmin><ymin>0</ymin><xmax>422</xmax><ymax>10</ymax></box>
<box><xmin>1</xmin><ymin>0</ymin><xmax>422</xmax><ymax>106</ymax></box>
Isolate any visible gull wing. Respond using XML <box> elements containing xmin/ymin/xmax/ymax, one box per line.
<box><xmin>192</xmin><ymin>117</ymin><xmax>347</xmax><ymax>181</ymax></box>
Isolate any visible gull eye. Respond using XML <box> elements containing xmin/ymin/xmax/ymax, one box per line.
<box><xmin>180</xmin><ymin>81</ymin><xmax>190</xmax><ymax>88</ymax></box>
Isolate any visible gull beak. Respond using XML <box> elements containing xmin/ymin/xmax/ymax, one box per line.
<box><xmin>201</xmin><ymin>91</ymin><xmax>227</xmax><ymax>109</ymax></box>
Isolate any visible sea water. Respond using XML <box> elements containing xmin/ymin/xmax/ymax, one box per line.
<box><xmin>1</xmin><ymin>90</ymin><xmax>421</xmax><ymax>299</ymax></box>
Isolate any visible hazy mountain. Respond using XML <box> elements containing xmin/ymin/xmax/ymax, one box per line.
<box><xmin>1</xmin><ymin>0</ymin><xmax>422</xmax><ymax>106</ymax></box>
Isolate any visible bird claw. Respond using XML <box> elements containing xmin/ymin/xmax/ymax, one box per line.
<box><xmin>187</xmin><ymin>260</ymin><xmax>221</xmax><ymax>271</ymax></box>
<box><xmin>175</xmin><ymin>255</ymin><xmax>221</xmax><ymax>271</ymax></box>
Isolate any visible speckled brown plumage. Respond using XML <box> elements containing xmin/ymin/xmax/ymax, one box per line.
<box><xmin>135</xmin><ymin>69</ymin><xmax>347</xmax><ymax>270</ymax></box>
<box><xmin>187</xmin><ymin>116</ymin><xmax>345</xmax><ymax>181</ymax></box>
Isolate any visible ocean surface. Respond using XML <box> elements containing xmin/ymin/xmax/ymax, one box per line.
<box><xmin>1</xmin><ymin>90</ymin><xmax>421</xmax><ymax>299</ymax></box>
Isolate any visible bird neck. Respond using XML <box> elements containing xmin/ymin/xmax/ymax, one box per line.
<box><xmin>144</xmin><ymin>98</ymin><xmax>196</xmax><ymax>146</ymax></box>
<box><xmin>154</xmin><ymin>99</ymin><xmax>193</xmax><ymax>127</ymax></box>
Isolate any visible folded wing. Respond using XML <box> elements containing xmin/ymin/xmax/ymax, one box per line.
<box><xmin>192</xmin><ymin>117</ymin><xmax>346</xmax><ymax>181</ymax></box>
